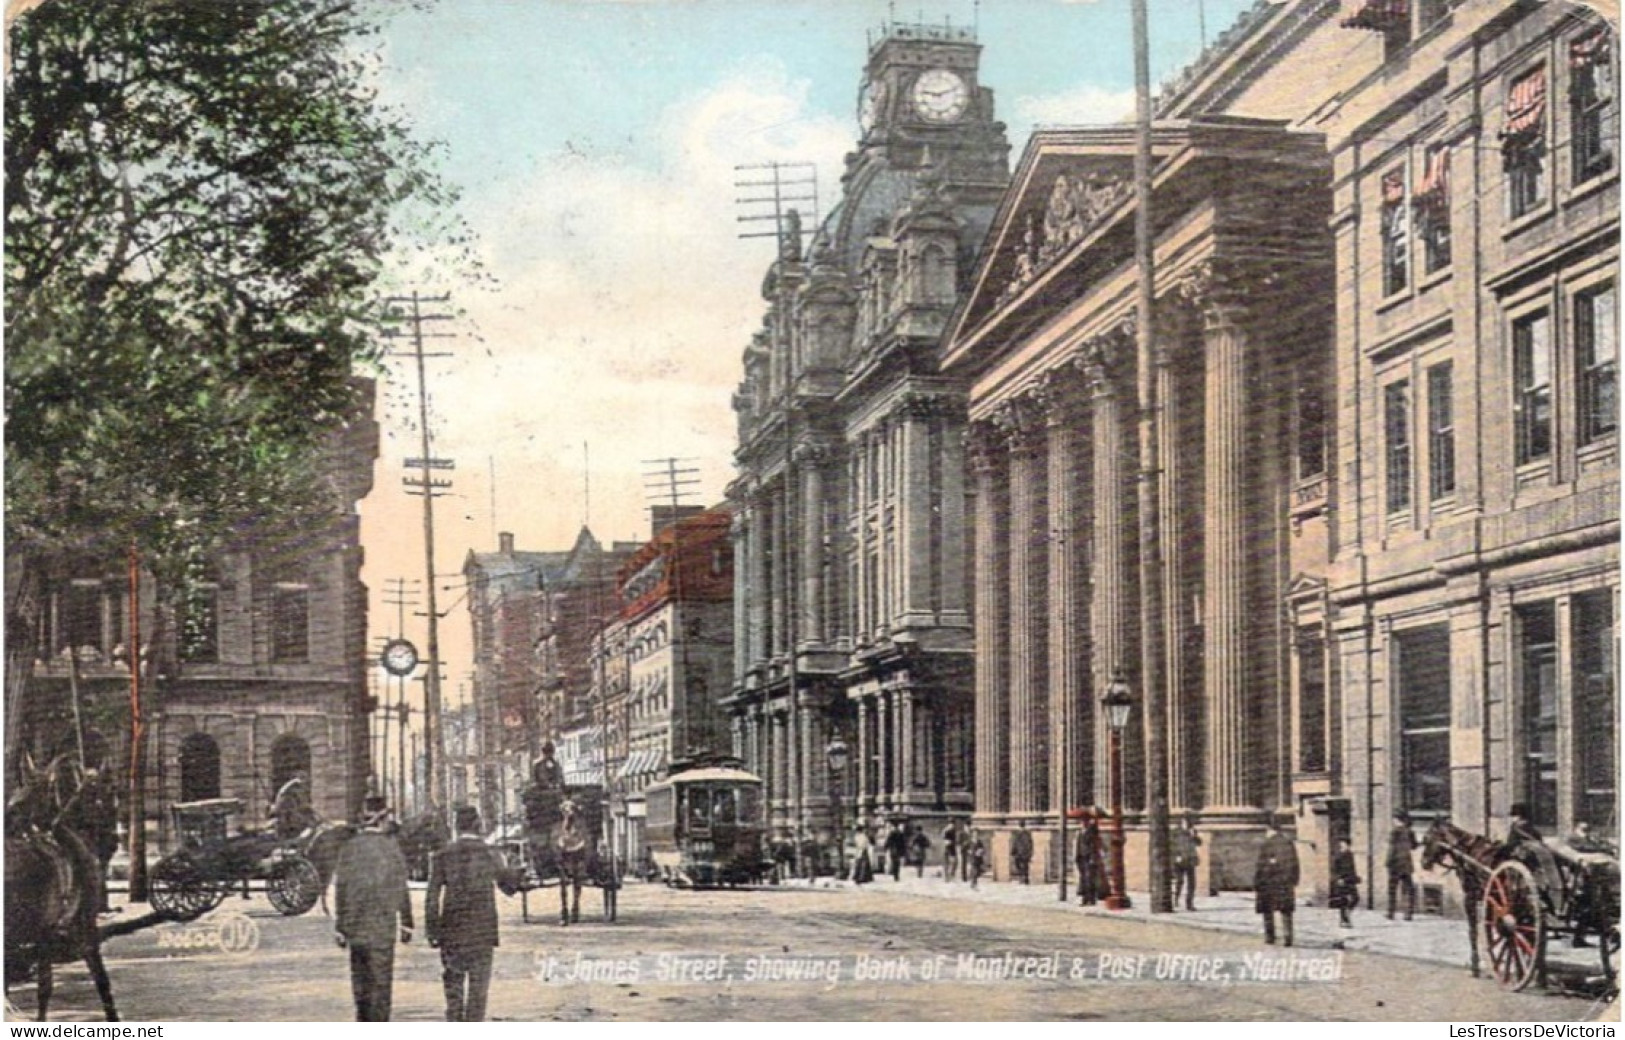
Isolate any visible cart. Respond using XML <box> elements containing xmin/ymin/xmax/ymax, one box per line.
<box><xmin>149</xmin><ymin>799</ymin><xmax>333</xmax><ymax>922</ymax></box>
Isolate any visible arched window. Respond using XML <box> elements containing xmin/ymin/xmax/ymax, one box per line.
<box><xmin>178</xmin><ymin>733</ymin><xmax>221</xmax><ymax>802</ymax></box>
<box><xmin>270</xmin><ymin>733</ymin><xmax>312</xmax><ymax>797</ymax></box>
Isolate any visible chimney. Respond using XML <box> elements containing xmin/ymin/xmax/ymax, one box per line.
<box><xmin>498</xmin><ymin>531</ymin><xmax>515</xmax><ymax>554</ymax></box>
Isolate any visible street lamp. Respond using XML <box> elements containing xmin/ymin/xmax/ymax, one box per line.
<box><xmin>826</xmin><ymin>737</ymin><xmax>849</xmax><ymax>878</ymax></box>
<box><xmin>1102</xmin><ymin>670</ymin><xmax>1133</xmax><ymax>911</ymax></box>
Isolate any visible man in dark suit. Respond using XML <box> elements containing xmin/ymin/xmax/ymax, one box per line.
<box><xmin>427</xmin><ymin>805</ymin><xmax>511</xmax><ymax>1022</ymax></box>
<box><xmin>1386</xmin><ymin>810</ymin><xmax>1418</xmax><ymax>920</ymax></box>
<box><xmin>1254</xmin><ymin>815</ymin><xmax>1300</xmax><ymax>947</ymax></box>
<box><xmin>1010</xmin><ymin>820</ymin><xmax>1034</xmax><ymax>884</ymax></box>
<box><xmin>334</xmin><ymin>795</ymin><xmax>414</xmax><ymax>1021</ymax></box>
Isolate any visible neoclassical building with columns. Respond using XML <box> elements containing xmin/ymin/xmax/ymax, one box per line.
<box><xmin>943</xmin><ymin>118</ymin><xmax>1335</xmax><ymax>890</ymax></box>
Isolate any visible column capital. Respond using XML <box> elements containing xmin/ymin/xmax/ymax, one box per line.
<box><xmin>897</xmin><ymin>391</ymin><xmax>956</xmax><ymax>421</ymax></box>
<box><xmin>1038</xmin><ymin>365</ymin><xmax>1087</xmax><ymax>426</ymax></box>
<box><xmin>965</xmin><ymin>420</ymin><xmax>1007</xmax><ymax>473</ymax></box>
<box><xmin>1171</xmin><ymin>257</ymin><xmax>1280</xmax><ymax>331</ymax></box>
<box><xmin>792</xmin><ymin>441</ymin><xmax>836</xmax><ymax>467</ymax></box>
<box><xmin>1074</xmin><ymin>315</ymin><xmax>1134</xmax><ymax>398</ymax></box>
<box><xmin>991</xmin><ymin>397</ymin><xmax>1045</xmax><ymax>457</ymax></box>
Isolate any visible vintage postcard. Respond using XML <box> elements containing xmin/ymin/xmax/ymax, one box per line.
<box><xmin>4</xmin><ymin>0</ymin><xmax>1620</xmax><ymax>1025</ymax></box>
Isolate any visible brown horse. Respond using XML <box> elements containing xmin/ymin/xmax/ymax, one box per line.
<box><xmin>1420</xmin><ymin>818</ymin><xmax>1504</xmax><ymax>979</ymax></box>
<box><xmin>4</xmin><ymin>757</ymin><xmax>119</xmax><ymax>1020</ymax></box>
<box><xmin>556</xmin><ymin>800</ymin><xmax>590</xmax><ymax>926</ymax></box>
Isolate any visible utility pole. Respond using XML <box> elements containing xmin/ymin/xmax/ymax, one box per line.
<box><xmin>384</xmin><ymin>292</ymin><xmax>456</xmax><ymax>821</ymax></box>
<box><xmin>1132</xmin><ymin>0</ymin><xmax>1172</xmax><ymax>915</ymax></box>
<box><xmin>382</xmin><ymin>578</ymin><xmax>421</xmax><ymax>815</ymax></box>
<box><xmin>734</xmin><ymin>162</ymin><xmax>819</xmax><ymax>250</ymax></box>
<box><xmin>644</xmin><ymin>457</ymin><xmax>703</xmax><ymax>754</ymax></box>
<box><xmin>126</xmin><ymin>542</ymin><xmax>148</xmax><ymax>902</ymax></box>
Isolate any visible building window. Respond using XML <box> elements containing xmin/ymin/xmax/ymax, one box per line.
<box><xmin>180</xmin><ymin>584</ymin><xmax>220</xmax><ymax>663</ymax></box>
<box><xmin>1574</xmin><ymin>593</ymin><xmax>1616</xmax><ymax>836</ymax></box>
<box><xmin>1512</xmin><ymin>313</ymin><xmax>1553</xmax><ymax>464</ymax></box>
<box><xmin>1396</xmin><ymin>624</ymin><xmax>1451</xmax><ymax>817</ymax></box>
<box><xmin>60</xmin><ymin>581</ymin><xmax>105</xmax><ymax>656</ymax></box>
<box><xmin>1570</xmin><ymin>32</ymin><xmax>1614</xmax><ymax>185</ymax></box>
<box><xmin>1518</xmin><ymin>604</ymin><xmax>1559</xmax><ymax>833</ymax></box>
<box><xmin>1576</xmin><ymin>284</ymin><xmax>1617</xmax><ymax>445</ymax></box>
<box><xmin>1427</xmin><ymin>362</ymin><xmax>1456</xmax><ymax>500</ymax></box>
<box><xmin>1415</xmin><ymin>145</ymin><xmax>1451</xmax><ymax>273</ymax></box>
<box><xmin>271</xmin><ymin>733</ymin><xmax>312</xmax><ymax>797</ymax></box>
<box><xmin>1381</xmin><ymin>167</ymin><xmax>1409</xmax><ymax>295</ymax></box>
<box><xmin>1295</xmin><ymin>382</ymin><xmax>1327</xmax><ymax>480</ymax></box>
<box><xmin>272</xmin><ymin>584</ymin><xmax>310</xmax><ymax>662</ymax></box>
<box><xmin>179</xmin><ymin>732</ymin><xmax>222</xmax><ymax>803</ymax></box>
<box><xmin>1503</xmin><ymin>67</ymin><xmax>1547</xmax><ymax>219</ymax></box>
<box><xmin>1297</xmin><ymin>628</ymin><xmax>1327</xmax><ymax>774</ymax></box>
<box><xmin>1384</xmin><ymin>379</ymin><xmax>1412</xmax><ymax>514</ymax></box>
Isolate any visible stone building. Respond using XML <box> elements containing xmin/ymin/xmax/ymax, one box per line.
<box><xmin>14</xmin><ymin>381</ymin><xmax>380</xmax><ymax>847</ymax></box>
<box><xmin>726</xmin><ymin>19</ymin><xmax>1009</xmax><ymax>862</ymax></box>
<box><xmin>945</xmin><ymin>0</ymin><xmax>1617</xmax><ymax>901</ymax></box>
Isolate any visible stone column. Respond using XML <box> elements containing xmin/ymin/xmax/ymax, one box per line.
<box><xmin>748</xmin><ymin>497</ymin><xmax>768</xmax><ymax>666</ymax></box>
<box><xmin>1156</xmin><ymin>317</ymin><xmax>1194</xmax><ymax>813</ymax></box>
<box><xmin>733</xmin><ymin>506</ymin><xmax>750</xmax><ymax>684</ymax></box>
<box><xmin>799</xmin><ymin>450</ymin><xmax>825</xmax><ymax>647</ymax></box>
<box><xmin>901</xmin><ymin>401</ymin><xmax>934</xmax><ymax>623</ymax></box>
<box><xmin>1195</xmin><ymin>278</ymin><xmax>1251</xmax><ymax>811</ymax></box>
<box><xmin>1044</xmin><ymin>370</ymin><xmax>1092</xmax><ymax>817</ymax></box>
<box><xmin>876</xmin><ymin>688</ymin><xmax>893</xmax><ymax>810</ymax></box>
<box><xmin>970</xmin><ymin>424</ymin><xmax>1010</xmax><ymax>816</ymax></box>
<box><xmin>999</xmin><ymin>398</ymin><xmax>1047</xmax><ymax>815</ymax></box>
<box><xmin>900</xmin><ymin>686</ymin><xmax>916</xmax><ymax>797</ymax></box>
<box><xmin>856</xmin><ymin>697</ymin><xmax>871</xmax><ymax>813</ymax></box>
<box><xmin>1083</xmin><ymin>333</ymin><xmax>1133</xmax><ymax>810</ymax></box>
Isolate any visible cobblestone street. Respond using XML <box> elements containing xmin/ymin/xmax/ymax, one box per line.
<box><xmin>16</xmin><ymin>880</ymin><xmax>1610</xmax><ymax>1022</ymax></box>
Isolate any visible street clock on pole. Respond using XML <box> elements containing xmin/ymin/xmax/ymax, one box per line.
<box><xmin>381</xmin><ymin>638</ymin><xmax>419</xmax><ymax>677</ymax></box>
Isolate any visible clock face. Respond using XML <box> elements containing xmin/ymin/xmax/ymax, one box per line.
<box><xmin>911</xmin><ymin>68</ymin><xmax>969</xmax><ymax>124</ymax></box>
<box><xmin>381</xmin><ymin>638</ymin><xmax>418</xmax><ymax>677</ymax></box>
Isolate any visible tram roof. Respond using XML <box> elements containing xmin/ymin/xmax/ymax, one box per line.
<box><xmin>653</xmin><ymin>767</ymin><xmax>763</xmax><ymax>786</ymax></box>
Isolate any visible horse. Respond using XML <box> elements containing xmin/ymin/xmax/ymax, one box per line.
<box><xmin>4</xmin><ymin>755</ymin><xmax>119</xmax><ymax>1021</ymax></box>
<box><xmin>1420</xmin><ymin>818</ymin><xmax>1505</xmax><ymax>979</ymax></box>
<box><xmin>555</xmin><ymin>800</ymin><xmax>591</xmax><ymax>926</ymax></box>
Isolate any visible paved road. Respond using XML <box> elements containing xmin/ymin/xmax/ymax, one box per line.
<box><xmin>17</xmin><ymin>882</ymin><xmax>1609</xmax><ymax>1021</ymax></box>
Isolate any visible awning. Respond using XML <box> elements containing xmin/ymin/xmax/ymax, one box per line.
<box><xmin>1502</xmin><ymin>67</ymin><xmax>1547</xmax><ymax>143</ymax></box>
<box><xmin>617</xmin><ymin>748</ymin><xmax>652</xmax><ymax>780</ymax></box>
<box><xmin>1571</xmin><ymin>31</ymin><xmax>1610</xmax><ymax>71</ymax></box>
<box><xmin>1341</xmin><ymin>0</ymin><xmax>1408</xmax><ymax>32</ymax></box>
<box><xmin>1413</xmin><ymin>148</ymin><xmax>1450</xmax><ymax>213</ymax></box>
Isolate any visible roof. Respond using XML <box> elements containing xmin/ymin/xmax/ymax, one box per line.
<box><xmin>647</xmin><ymin>766</ymin><xmax>763</xmax><ymax>787</ymax></box>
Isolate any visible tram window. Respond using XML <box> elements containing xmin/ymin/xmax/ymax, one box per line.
<box><xmin>739</xmin><ymin>786</ymin><xmax>761</xmax><ymax>824</ymax></box>
<box><xmin>713</xmin><ymin>788</ymin><xmax>736</xmax><ymax>825</ymax></box>
<box><xmin>687</xmin><ymin>787</ymin><xmax>711</xmax><ymax>829</ymax></box>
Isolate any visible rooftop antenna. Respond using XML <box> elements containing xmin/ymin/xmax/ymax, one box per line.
<box><xmin>734</xmin><ymin>162</ymin><xmax>819</xmax><ymax>255</ymax></box>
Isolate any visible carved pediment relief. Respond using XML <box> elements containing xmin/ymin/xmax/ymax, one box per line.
<box><xmin>995</xmin><ymin>166</ymin><xmax>1132</xmax><ymax>311</ymax></box>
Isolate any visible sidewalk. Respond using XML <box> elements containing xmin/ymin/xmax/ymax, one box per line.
<box><xmin>791</xmin><ymin>869</ymin><xmax>1607</xmax><ymax>978</ymax></box>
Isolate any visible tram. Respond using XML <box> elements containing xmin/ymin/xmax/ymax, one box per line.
<box><xmin>644</xmin><ymin>761</ymin><xmax>771</xmax><ymax>887</ymax></box>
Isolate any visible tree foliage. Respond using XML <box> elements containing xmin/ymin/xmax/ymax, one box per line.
<box><xmin>5</xmin><ymin>0</ymin><xmax>460</xmax><ymax>588</ymax></box>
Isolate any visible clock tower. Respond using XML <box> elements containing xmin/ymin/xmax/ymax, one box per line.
<box><xmin>854</xmin><ymin>19</ymin><xmax>1008</xmax><ymax>177</ymax></box>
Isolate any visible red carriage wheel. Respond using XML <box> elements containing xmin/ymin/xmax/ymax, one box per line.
<box><xmin>1482</xmin><ymin>860</ymin><xmax>1545</xmax><ymax>991</ymax></box>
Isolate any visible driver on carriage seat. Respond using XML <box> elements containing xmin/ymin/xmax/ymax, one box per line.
<box><xmin>272</xmin><ymin>776</ymin><xmax>318</xmax><ymax>841</ymax></box>
<box><xmin>532</xmin><ymin>743</ymin><xmax>564</xmax><ymax>791</ymax></box>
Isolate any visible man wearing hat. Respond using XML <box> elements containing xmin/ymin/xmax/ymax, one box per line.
<box><xmin>427</xmin><ymin>805</ymin><xmax>511</xmax><ymax>1021</ymax></box>
<box><xmin>1172</xmin><ymin>813</ymin><xmax>1202</xmax><ymax>912</ymax></box>
<box><xmin>334</xmin><ymin>795</ymin><xmax>414</xmax><ymax>1021</ymax></box>
<box><xmin>532</xmin><ymin>742</ymin><xmax>564</xmax><ymax>790</ymax></box>
<box><xmin>1386</xmin><ymin>810</ymin><xmax>1417</xmax><ymax>921</ymax></box>
<box><xmin>1254</xmin><ymin>815</ymin><xmax>1299</xmax><ymax>946</ymax></box>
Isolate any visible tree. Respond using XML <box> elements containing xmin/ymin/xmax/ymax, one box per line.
<box><xmin>5</xmin><ymin>0</ymin><xmax>471</xmax><ymax>891</ymax></box>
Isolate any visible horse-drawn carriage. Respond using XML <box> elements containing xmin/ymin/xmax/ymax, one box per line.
<box><xmin>1423</xmin><ymin>819</ymin><xmax>1620</xmax><ymax>991</ymax></box>
<box><xmin>148</xmin><ymin>799</ymin><xmax>346</xmax><ymax>922</ymax></box>
<box><xmin>501</xmin><ymin>782</ymin><xmax>617</xmax><ymax>924</ymax></box>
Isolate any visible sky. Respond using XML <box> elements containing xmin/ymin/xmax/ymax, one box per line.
<box><xmin>356</xmin><ymin>0</ymin><xmax>1262</xmax><ymax>716</ymax></box>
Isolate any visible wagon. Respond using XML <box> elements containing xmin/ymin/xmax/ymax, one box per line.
<box><xmin>1482</xmin><ymin>834</ymin><xmax>1620</xmax><ymax>991</ymax></box>
<box><xmin>502</xmin><ymin>783</ymin><xmax>618</xmax><ymax>923</ymax></box>
<box><xmin>148</xmin><ymin>799</ymin><xmax>338</xmax><ymax>922</ymax></box>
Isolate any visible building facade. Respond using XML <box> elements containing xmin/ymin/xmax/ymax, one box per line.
<box><xmin>15</xmin><ymin>382</ymin><xmax>379</xmax><ymax>848</ymax></box>
<box><xmin>726</xmin><ymin>20</ymin><xmax>1009</xmax><ymax>865</ymax></box>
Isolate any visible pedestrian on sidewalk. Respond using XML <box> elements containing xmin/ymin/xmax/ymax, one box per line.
<box><xmin>426</xmin><ymin>805</ymin><xmax>512</xmax><ymax>1022</ymax></box>
<box><xmin>909</xmin><ymin>825</ymin><xmax>931</xmax><ymax>879</ymax></box>
<box><xmin>1172</xmin><ymin>813</ymin><xmax>1201</xmax><ymax>911</ymax></box>
<box><xmin>1330</xmin><ymin>837</ymin><xmax>1360</xmax><ymax>929</ymax></box>
<box><xmin>334</xmin><ymin>795</ymin><xmax>414</xmax><ymax>1022</ymax></box>
<box><xmin>1254</xmin><ymin>815</ymin><xmax>1299</xmax><ymax>947</ymax></box>
<box><xmin>967</xmin><ymin>829</ymin><xmax>987</xmax><ymax>889</ymax></box>
<box><xmin>941</xmin><ymin>821</ymin><xmax>959</xmax><ymax>881</ymax></box>
<box><xmin>852</xmin><ymin>826</ymin><xmax>876</xmax><ymax>884</ymax></box>
<box><xmin>1386</xmin><ymin>810</ymin><xmax>1417</xmax><ymax>921</ymax></box>
<box><xmin>1076</xmin><ymin>811</ymin><xmax>1103</xmax><ymax>906</ymax></box>
<box><xmin>1010</xmin><ymin>821</ymin><xmax>1033</xmax><ymax>885</ymax></box>
<box><xmin>884</xmin><ymin>822</ymin><xmax>907</xmax><ymax>882</ymax></box>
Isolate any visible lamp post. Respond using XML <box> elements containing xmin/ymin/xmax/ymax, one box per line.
<box><xmin>826</xmin><ymin>737</ymin><xmax>849</xmax><ymax>878</ymax></box>
<box><xmin>1102</xmin><ymin>670</ymin><xmax>1133</xmax><ymax>911</ymax></box>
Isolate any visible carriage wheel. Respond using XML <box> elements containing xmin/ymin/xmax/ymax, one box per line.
<box><xmin>1483</xmin><ymin>860</ymin><xmax>1546</xmax><ymax>991</ymax></box>
<box><xmin>267</xmin><ymin>856</ymin><xmax>323</xmax><ymax>916</ymax></box>
<box><xmin>1600</xmin><ymin>923</ymin><xmax>1620</xmax><ymax>983</ymax></box>
<box><xmin>150</xmin><ymin>857</ymin><xmax>213</xmax><ymax>923</ymax></box>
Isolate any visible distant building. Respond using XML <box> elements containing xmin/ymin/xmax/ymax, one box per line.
<box><xmin>727</xmin><ymin>18</ymin><xmax>1009</xmax><ymax>865</ymax></box>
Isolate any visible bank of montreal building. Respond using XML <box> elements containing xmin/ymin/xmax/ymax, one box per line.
<box><xmin>942</xmin><ymin>0</ymin><xmax>1617</xmax><ymax>906</ymax></box>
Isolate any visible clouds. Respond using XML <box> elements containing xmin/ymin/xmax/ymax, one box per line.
<box><xmin>1011</xmin><ymin>82</ymin><xmax>1136</xmax><ymax>130</ymax></box>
